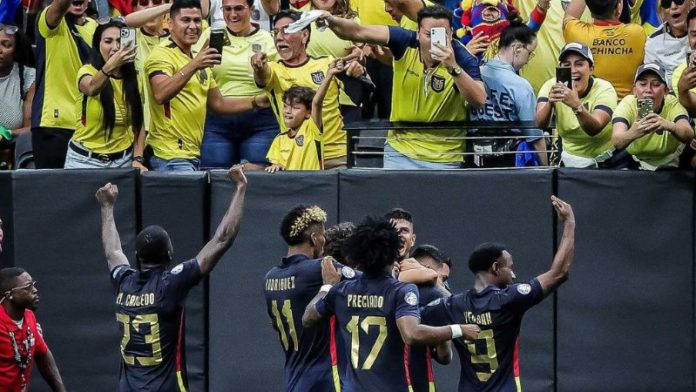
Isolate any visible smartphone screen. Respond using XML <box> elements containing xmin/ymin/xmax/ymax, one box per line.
<box><xmin>210</xmin><ymin>29</ymin><xmax>225</xmax><ymax>57</ymax></box>
<box><xmin>430</xmin><ymin>27</ymin><xmax>447</xmax><ymax>51</ymax></box>
<box><xmin>120</xmin><ymin>27</ymin><xmax>136</xmax><ymax>49</ymax></box>
<box><xmin>556</xmin><ymin>66</ymin><xmax>572</xmax><ymax>88</ymax></box>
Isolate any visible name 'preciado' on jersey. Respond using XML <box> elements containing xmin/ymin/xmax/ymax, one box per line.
<box><xmin>347</xmin><ymin>294</ymin><xmax>384</xmax><ymax>308</ymax></box>
<box><xmin>265</xmin><ymin>276</ymin><xmax>296</xmax><ymax>291</ymax></box>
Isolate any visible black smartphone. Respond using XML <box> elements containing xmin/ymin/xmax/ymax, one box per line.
<box><xmin>687</xmin><ymin>51</ymin><xmax>693</xmax><ymax>67</ymax></box>
<box><xmin>556</xmin><ymin>66</ymin><xmax>572</xmax><ymax>88</ymax></box>
<box><xmin>210</xmin><ymin>29</ymin><xmax>225</xmax><ymax>58</ymax></box>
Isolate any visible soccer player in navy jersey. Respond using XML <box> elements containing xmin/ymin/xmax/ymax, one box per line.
<box><xmin>95</xmin><ymin>165</ymin><xmax>247</xmax><ymax>392</ymax></box>
<box><xmin>421</xmin><ymin>196</ymin><xmax>575</xmax><ymax>392</ymax></box>
<box><xmin>264</xmin><ymin>205</ymin><xmax>358</xmax><ymax>392</ymax></box>
<box><xmin>302</xmin><ymin>216</ymin><xmax>480</xmax><ymax>392</ymax></box>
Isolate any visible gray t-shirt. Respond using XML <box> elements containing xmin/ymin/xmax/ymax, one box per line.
<box><xmin>0</xmin><ymin>63</ymin><xmax>35</xmax><ymax>130</ymax></box>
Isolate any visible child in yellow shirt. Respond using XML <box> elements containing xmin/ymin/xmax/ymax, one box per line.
<box><xmin>266</xmin><ymin>60</ymin><xmax>344</xmax><ymax>172</ymax></box>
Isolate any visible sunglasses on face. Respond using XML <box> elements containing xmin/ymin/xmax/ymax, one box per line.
<box><xmin>0</xmin><ymin>24</ymin><xmax>18</xmax><ymax>35</ymax></box>
<box><xmin>222</xmin><ymin>4</ymin><xmax>249</xmax><ymax>12</ymax></box>
<box><xmin>660</xmin><ymin>0</ymin><xmax>686</xmax><ymax>8</ymax></box>
<box><xmin>97</xmin><ymin>16</ymin><xmax>126</xmax><ymax>25</ymax></box>
<box><xmin>138</xmin><ymin>0</ymin><xmax>164</xmax><ymax>6</ymax></box>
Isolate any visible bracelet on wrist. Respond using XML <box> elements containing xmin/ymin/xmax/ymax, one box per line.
<box><xmin>100</xmin><ymin>68</ymin><xmax>111</xmax><ymax>77</ymax></box>
<box><xmin>319</xmin><ymin>284</ymin><xmax>333</xmax><ymax>293</ymax></box>
<box><xmin>449</xmin><ymin>324</ymin><xmax>463</xmax><ymax>339</ymax></box>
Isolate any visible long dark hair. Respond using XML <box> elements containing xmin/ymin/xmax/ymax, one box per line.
<box><xmin>90</xmin><ymin>20</ymin><xmax>143</xmax><ymax>141</ymax></box>
<box><xmin>11</xmin><ymin>29</ymin><xmax>35</xmax><ymax>68</ymax></box>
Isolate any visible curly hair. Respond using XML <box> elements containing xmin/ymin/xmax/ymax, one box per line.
<box><xmin>280</xmin><ymin>205</ymin><xmax>327</xmax><ymax>245</ymax></box>
<box><xmin>345</xmin><ymin>216</ymin><xmax>400</xmax><ymax>275</ymax></box>
<box><xmin>324</xmin><ymin>221</ymin><xmax>355</xmax><ymax>264</ymax></box>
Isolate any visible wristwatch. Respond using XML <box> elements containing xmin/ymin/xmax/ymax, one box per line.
<box><xmin>449</xmin><ymin>65</ymin><xmax>463</xmax><ymax>77</ymax></box>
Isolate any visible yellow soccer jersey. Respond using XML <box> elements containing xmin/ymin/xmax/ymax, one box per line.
<box><xmin>266</xmin><ymin>118</ymin><xmax>323</xmax><ymax>170</ymax></box>
<box><xmin>144</xmin><ymin>39</ymin><xmax>218</xmax><ymax>160</ymax></box>
<box><xmin>33</xmin><ymin>8</ymin><xmax>96</xmax><ymax>129</ymax></box>
<box><xmin>538</xmin><ymin>77</ymin><xmax>617</xmax><ymax>158</ymax></box>
<box><xmin>195</xmin><ymin>27</ymin><xmax>277</xmax><ymax>97</ymax></box>
<box><xmin>400</xmin><ymin>0</ymin><xmax>433</xmax><ymax>31</ymax></box>
<box><xmin>563</xmin><ymin>19</ymin><xmax>646</xmax><ymax>98</ymax></box>
<box><xmin>261</xmin><ymin>56</ymin><xmax>345</xmax><ymax>159</ymax></box>
<box><xmin>671</xmin><ymin>63</ymin><xmax>695</xmax><ymax>96</ymax></box>
<box><xmin>135</xmin><ymin>29</ymin><xmax>170</xmax><ymax>131</ymax></box>
<box><xmin>73</xmin><ymin>65</ymin><xmax>137</xmax><ymax>153</ymax></box>
<box><xmin>613</xmin><ymin>94</ymin><xmax>691</xmax><ymax>167</ymax></box>
<box><xmin>351</xmin><ymin>0</ymin><xmax>396</xmax><ymax>26</ymax></box>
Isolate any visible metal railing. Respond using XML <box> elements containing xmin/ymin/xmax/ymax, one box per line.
<box><xmin>343</xmin><ymin>120</ymin><xmax>558</xmax><ymax>169</ymax></box>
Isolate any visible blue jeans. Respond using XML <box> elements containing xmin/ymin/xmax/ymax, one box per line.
<box><xmin>150</xmin><ymin>155</ymin><xmax>200</xmax><ymax>172</ymax></box>
<box><xmin>201</xmin><ymin>107</ymin><xmax>279</xmax><ymax>168</ymax></box>
<box><xmin>383</xmin><ymin>143</ymin><xmax>462</xmax><ymax>169</ymax></box>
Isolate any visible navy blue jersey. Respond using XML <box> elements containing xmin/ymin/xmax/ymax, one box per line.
<box><xmin>111</xmin><ymin>259</ymin><xmax>202</xmax><ymax>392</ymax></box>
<box><xmin>421</xmin><ymin>279</ymin><xmax>544</xmax><ymax>392</ymax></box>
<box><xmin>316</xmin><ymin>273</ymin><xmax>421</xmax><ymax>392</ymax></box>
<box><xmin>409</xmin><ymin>284</ymin><xmax>445</xmax><ymax>392</ymax></box>
<box><xmin>264</xmin><ymin>254</ymin><xmax>357</xmax><ymax>392</ymax></box>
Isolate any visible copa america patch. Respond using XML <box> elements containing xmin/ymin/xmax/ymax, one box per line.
<box><xmin>517</xmin><ymin>284</ymin><xmax>531</xmax><ymax>295</ymax></box>
<box><xmin>405</xmin><ymin>291</ymin><xmax>418</xmax><ymax>306</ymax></box>
<box><xmin>295</xmin><ymin>135</ymin><xmax>305</xmax><ymax>147</ymax></box>
<box><xmin>342</xmin><ymin>266</ymin><xmax>355</xmax><ymax>279</ymax></box>
<box><xmin>171</xmin><ymin>264</ymin><xmax>184</xmax><ymax>275</ymax></box>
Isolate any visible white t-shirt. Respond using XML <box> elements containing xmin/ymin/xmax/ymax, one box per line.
<box><xmin>644</xmin><ymin>24</ymin><xmax>689</xmax><ymax>92</ymax></box>
<box><xmin>0</xmin><ymin>63</ymin><xmax>35</xmax><ymax>130</ymax></box>
<box><xmin>210</xmin><ymin>0</ymin><xmax>271</xmax><ymax>31</ymax></box>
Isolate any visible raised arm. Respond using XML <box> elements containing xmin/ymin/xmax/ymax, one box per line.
<box><xmin>45</xmin><ymin>0</ymin><xmax>72</xmax><ymax>29</ymax></box>
<box><xmin>323</xmin><ymin>13</ymin><xmax>390</xmax><ymax>46</ymax></box>
<box><xmin>251</xmin><ymin>51</ymin><xmax>271</xmax><ymax>87</ymax></box>
<box><xmin>95</xmin><ymin>183</ymin><xmax>129</xmax><ymax>273</ymax></box>
<box><xmin>125</xmin><ymin>3</ymin><xmax>172</xmax><ymax>27</ymax></box>
<box><xmin>150</xmin><ymin>46</ymin><xmax>220</xmax><ymax>105</ymax></box>
<box><xmin>396</xmin><ymin>316</ymin><xmax>479</xmax><ymax>346</ymax></box>
<box><xmin>196</xmin><ymin>165</ymin><xmax>247</xmax><ymax>275</ymax></box>
<box><xmin>80</xmin><ymin>45</ymin><xmax>136</xmax><ymax>97</ymax></box>
<box><xmin>564</xmin><ymin>0</ymin><xmax>586</xmax><ymax>23</ymax></box>
<box><xmin>260</xmin><ymin>0</ymin><xmax>279</xmax><ymax>15</ymax></box>
<box><xmin>537</xmin><ymin>196</ymin><xmax>575</xmax><ymax>296</ymax></box>
<box><xmin>35</xmin><ymin>349</ymin><xmax>67</xmax><ymax>392</ymax></box>
<box><xmin>311</xmin><ymin>60</ymin><xmax>344</xmax><ymax>130</ymax></box>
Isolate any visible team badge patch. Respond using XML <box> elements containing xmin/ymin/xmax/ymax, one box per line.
<box><xmin>517</xmin><ymin>284</ymin><xmax>531</xmax><ymax>295</ymax></box>
<box><xmin>405</xmin><ymin>291</ymin><xmax>418</xmax><ymax>306</ymax></box>
<box><xmin>431</xmin><ymin>75</ymin><xmax>446</xmax><ymax>93</ymax></box>
<box><xmin>296</xmin><ymin>135</ymin><xmax>305</xmax><ymax>147</ymax></box>
<box><xmin>171</xmin><ymin>264</ymin><xmax>184</xmax><ymax>275</ymax></box>
<box><xmin>342</xmin><ymin>266</ymin><xmax>355</xmax><ymax>279</ymax></box>
<box><xmin>311</xmin><ymin>71</ymin><xmax>325</xmax><ymax>84</ymax></box>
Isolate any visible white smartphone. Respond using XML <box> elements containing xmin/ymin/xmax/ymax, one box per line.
<box><xmin>430</xmin><ymin>27</ymin><xmax>447</xmax><ymax>51</ymax></box>
<box><xmin>120</xmin><ymin>27</ymin><xmax>136</xmax><ymax>49</ymax></box>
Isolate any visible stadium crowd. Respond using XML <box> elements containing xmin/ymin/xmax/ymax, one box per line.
<box><xmin>0</xmin><ymin>0</ymin><xmax>695</xmax><ymax>171</ymax></box>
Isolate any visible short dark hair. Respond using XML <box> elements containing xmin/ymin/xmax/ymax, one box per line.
<box><xmin>411</xmin><ymin>244</ymin><xmax>451</xmax><ymax>269</ymax></box>
<box><xmin>135</xmin><ymin>226</ymin><xmax>172</xmax><ymax>266</ymax></box>
<box><xmin>275</xmin><ymin>9</ymin><xmax>312</xmax><ymax>44</ymax></box>
<box><xmin>280</xmin><ymin>205</ymin><xmax>327</xmax><ymax>246</ymax></box>
<box><xmin>688</xmin><ymin>8</ymin><xmax>696</xmax><ymax>28</ymax></box>
<box><xmin>283</xmin><ymin>86</ymin><xmax>315</xmax><ymax>110</ymax></box>
<box><xmin>345</xmin><ymin>216</ymin><xmax>400</xmax><ymax>275</ymax></box>
<box><xmin>585</xmin><ymin>0</ymin><xmax>618</xmax><ymax>19</ymax></box>
<box><xmin>170</xmin><ymin>0</ymin><xmax>202</xmax><ymax>17</ymax></box>
<box><xmin>0</xmin><ymin>267</ymin><xmax>26</xmax><ymax>293</ymax></box>
<box><xmin>417</xmin><ymin>5</ymin><xmax>453</xmax><ymax>28</ymax></box>
<box><xmin>468</xmin><ymin>242</ymin><xmax>506</xmax><ymax>273</ymax></box>
<box><xmin>383</xmin><ymin>208</ymin><xmax>413</xmax><ymax>224</ymax></box>
<box><xmin>324</xmin><ymin>222</ymin><xmax>355</xmax><ymax>265</ymax></box>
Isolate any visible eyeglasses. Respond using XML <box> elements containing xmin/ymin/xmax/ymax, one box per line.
<box><xmin>7</xmin><ymin>281</ymin><xmax>37</xmax><ymax>293</ymax></box>
<box><xmin>660</xmin><ymin>0</ymin><xmax>685</xmax><ymax>8</ymax></box>
<box><xmin>0</xmin><ymin>24</ymin><xmax>18</xmax><ymax>35</ymax></box>
<box><xmin>97</xmin><ymin>16</ymin><xmax>126</xmax><ymax>25</ymax></box>
<box><xmin>271</xmin><ymin>26</ymin><xmax>290</xmax><ymax>36</ymax></box>
<box><xmin>222</xmin><ymin>5</ymin><xmax>249</xmax><ymax>13</ymax></box>
<box><xmin>138</xmin><ymin>0</ymin><xmax>163</xmax><ymax>6</ymax></box>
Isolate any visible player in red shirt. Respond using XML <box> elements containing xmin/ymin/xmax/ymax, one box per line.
<box><xmin>0</xmin><ymin>267</ymin><xmax>66</xmax><ymax>392</ymax></box>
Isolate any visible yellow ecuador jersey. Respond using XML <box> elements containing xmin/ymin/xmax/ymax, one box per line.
<box><xmin>351</xmin><ymin>0</ymin><xmax>396</xmax><ymax>26</ymax></box>
<box><xmin>671</xmin><ymin>64</ymin><xmax>696</xmax><ymax>96</ymax></box>
<box><xmin>538</xmin><ymin>77</ymin><xmax>617</xmax><ymax>158</ymax></box>
<box><xmin>563</xmin><ymin>19</ymin><xmax>646</xmax><ymax>98</ymax></box>
<box><xmin>135</xmin><ymin>28</ymin><xmax>170</xmax><ymax>131</ymax></box>
<box><xmin>144</xmin><ymin>39</ymin><xmax>218</xmax><ymax>160</ymax></box>
<box><xmin>613</xmin><ymin>94</ymin><xmax>691</xmax><ymax>167</ymax></box>
<box><xmin>33</xmin><ymin>9</ymin><xmax>96</xmax><ymax>129</ymax></box>
<box><xmin>400</xmin><ymin>0</ymin><xmax>433</xmax><ymax>31</ymax></box>
<box><xmin>262</xmin><ymin>56</ymin><xmax>345</xmax><ymax>159</ymax></box>
<box><xmin>388</xmin><ymin>28</ymin><xmax>474</xmax><ymax>163</ymax></box>
<box><xmin>195</xmin><ymin>27</ymin><xmax>277</xmax><ymax>97</ymax></box>
<box><xmin>266</xmin><ymin>118</ymin><xmax>323</xmax><ymax>170</ymax></box>
<box><xmin>73</xmin><ymin>65</ymin><xmax>138</xmax><ymax>153</ymax></box>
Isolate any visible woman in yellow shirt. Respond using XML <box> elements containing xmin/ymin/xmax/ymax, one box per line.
<box><xmin>64</xmin><ymin>18</ymin><xmax>146</xmax><ymax>170</ymax></box>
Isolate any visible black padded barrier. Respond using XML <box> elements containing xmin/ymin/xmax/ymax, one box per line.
<box><xmin>208</xmin><ymin>171</ymin><xmax>339</xmax><ymax>391</ymax></box>
<box><xmin>0</xmin><ymin>172</ymin><xmax>14</xmax><ymax>268</ymax></box>
<box><xmin>338</xmin><ymin>170</ymin><xmax>555</xmax><ymax>392</ymax></box>
<box><xmin>140</xmin><ymin>172</ymin><xmax>208</xmax><ymax>392</ymax></box>
<box><xmin>15</xmin><ymin>169</ymin><xmax>138</xmax><ymax>392</ymax></box>
<box><xmin>556</xmin><ymin>169</ymin><xmax>695</xmax><ymax>392</ymax></box>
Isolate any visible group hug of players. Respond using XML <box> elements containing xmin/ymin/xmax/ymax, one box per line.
<box><xmin>263</xmin><ymin>198</ymin><xmax>576</xmax><ymax>391</ymax></box>
<box><xmin>90</xmin><ymin>166</ymin><xmax>574</xmax><ymax>392</ymax></box>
